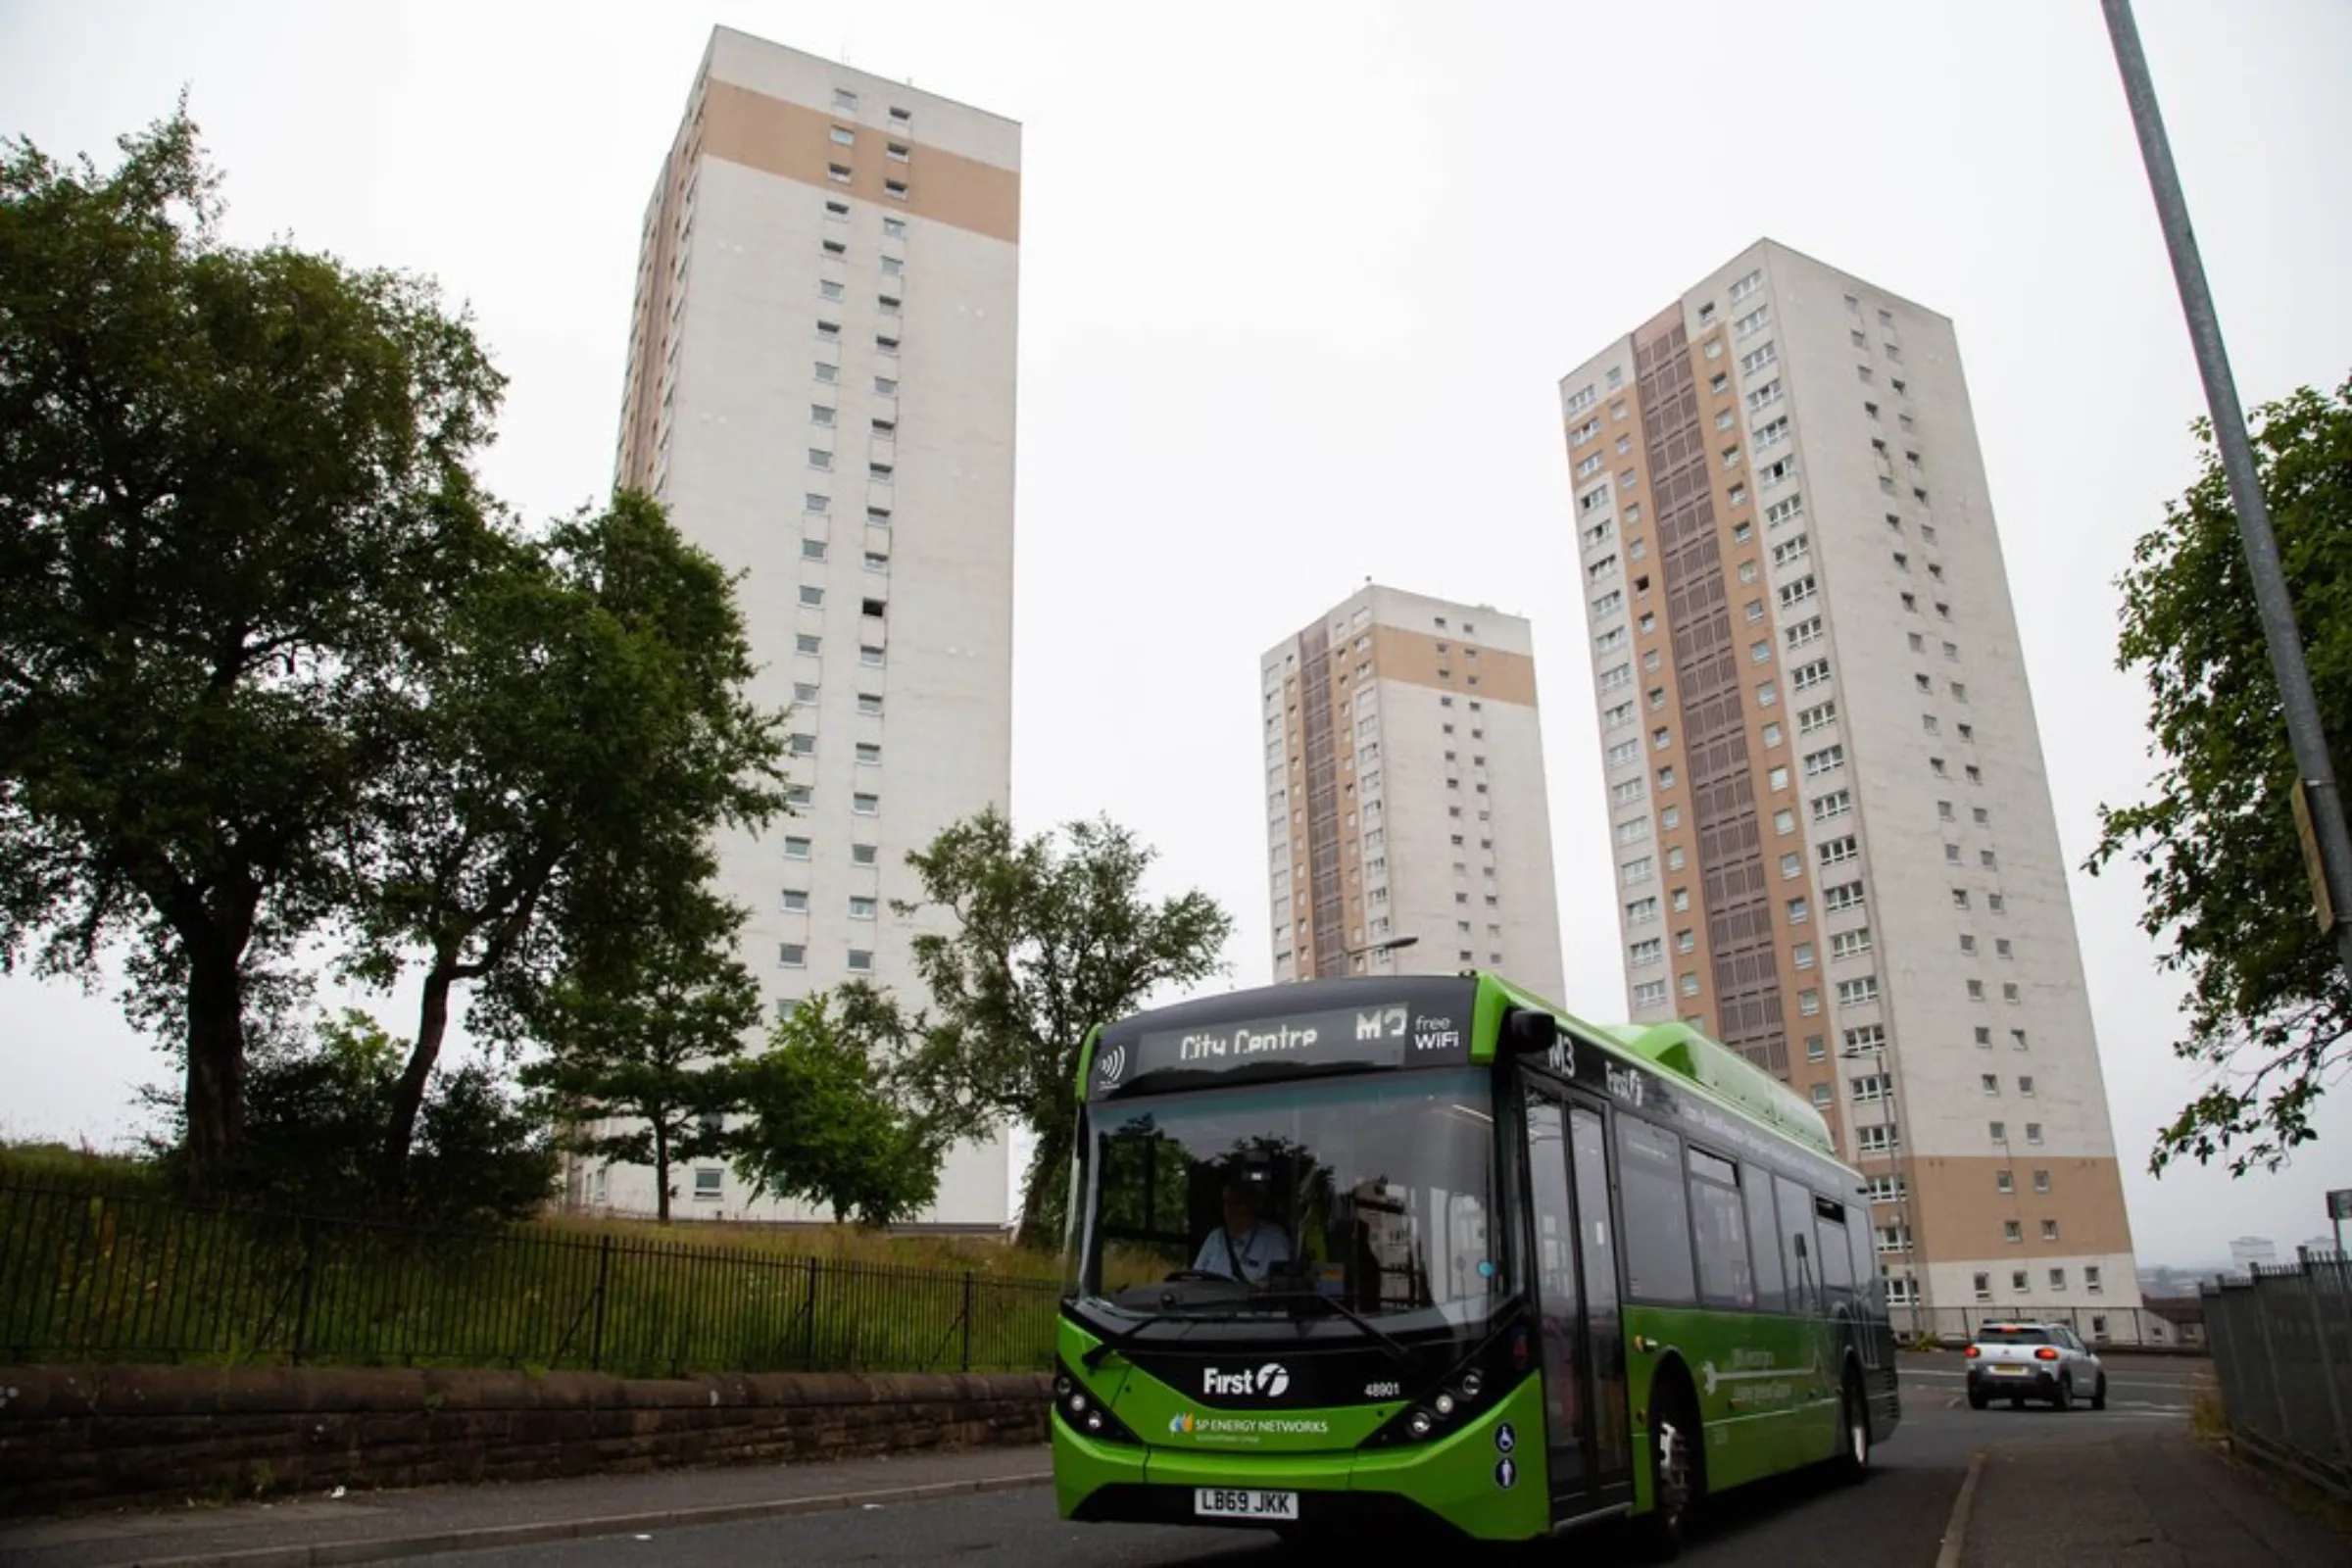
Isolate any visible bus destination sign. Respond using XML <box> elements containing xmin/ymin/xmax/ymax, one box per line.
<box><xmin>1092</xmin><ymin>991</ymin><xmax>1473</xmax><ymax>1099</ymax></box>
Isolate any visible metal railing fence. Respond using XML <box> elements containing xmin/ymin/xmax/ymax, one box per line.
<box><xmin>1886</xmin><ymin>1303</ymin><xmax>2198</xmax><ymax>1348</ymax></box>
<box><xmin>2203</xmin><ymin>1249</ymin><xmax>2352</xmax><ymax>1500</ymax></box>
<box><xmin>0</xmin><ymin>1174</ymin><xmax>1061</xmax><ymax>1377</ymax></box>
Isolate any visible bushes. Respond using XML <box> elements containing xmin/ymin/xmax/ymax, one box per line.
<box><xmin>139</xmin><ymin>1011</ymin><xmax>557</xmax><ymax>1227</ymax></box>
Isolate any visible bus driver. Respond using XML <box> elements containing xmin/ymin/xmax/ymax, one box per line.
<box><xmin>1194</xmin><ymin>1179</ymin><xmax>1292</xmax><ymax>1286</ymax></box>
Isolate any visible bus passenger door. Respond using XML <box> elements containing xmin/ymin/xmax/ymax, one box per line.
<box><xmin>1568</xmin><ymin>1099</ymin><xmax>1633</xmax><ymax>1495</ymax></box>
<box><xmin>1520</xmin><ymin>1079</ymin><xmax>1635</xmax><ymax>1516</ymax></box>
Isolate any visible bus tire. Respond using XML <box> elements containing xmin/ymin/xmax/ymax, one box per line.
<box><xmin>1627</xmin><ymin>1377</ymin><xmax>1701</xmax><ymax>1562</ymax></box>
<box><xmin>1832</xmin><ymin>1367</ymin><xmax>1871</xmax><ymax>1484</ymax></box>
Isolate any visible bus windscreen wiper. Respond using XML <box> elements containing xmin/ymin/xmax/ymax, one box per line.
<box><xmin>1078</xmin><ymin>1306</ymin><xmax>1202</xmax><ymax>1368</ymax></box>
<box><xmin>1079</xmin><ymin>1316</ymin><xmax>1144</xmax><ymax>1369</ymax></box>
<box><xmin>1250</xmin><ymin>1291</ymin><xmax>1413</xmax><ymax>1366</ymax></box>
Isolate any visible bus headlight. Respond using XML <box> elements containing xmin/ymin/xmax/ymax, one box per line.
<box><xmin>1358</xmin><ymin>1310</ymin><xmax>1530</xmax><ymax>1450</ymax></box>
<box><xmin>1054</xmin><ymin>1359</ymin><xmax>1140</xmax><ymax>1446</ymax></box>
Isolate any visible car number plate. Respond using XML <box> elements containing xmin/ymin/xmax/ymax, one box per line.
<box><xmin>1990</xmin><ymin>1364</ymin><xmax>2028</xmax><ymax>1376</ymax></box>
<box><xmin>1194</xmin><ymin>1488</ymin><xmax>1298</xmax><ymax>1520</ymax></box>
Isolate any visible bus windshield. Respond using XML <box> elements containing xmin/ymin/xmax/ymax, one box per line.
<box><xmin>1071</xmin><ymin>1068</ymin><xmax>1503</xmax><ymax>1332</ymax></box>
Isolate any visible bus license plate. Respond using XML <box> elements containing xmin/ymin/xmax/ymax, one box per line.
<box><xmin>1194</xmin><ymin>1488</ymin><xmax>1298</xmax><ymax>1520</ymax></box>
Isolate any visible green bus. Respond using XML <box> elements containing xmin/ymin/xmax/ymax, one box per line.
<box><xmin>1049</xmin><ymin>970</ymin><xmax>1898</xmax><ymax>1554</ymax></box>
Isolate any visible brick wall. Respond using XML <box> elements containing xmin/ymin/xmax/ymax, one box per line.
<box><xmin>0</xmin><ymin>1364</ymin><xmax>1053</xmax><ymax>1517</ymax></box>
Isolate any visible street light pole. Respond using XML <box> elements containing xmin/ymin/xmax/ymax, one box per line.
<box><xmin>2100</xmin><ymin>0</ymin><xmax>2352</xmax><ymax>980</ymax></box>
<box><xmin>1841</xmin><ymin>1040</ymin><xmax>1921</xmax><ymax>1335</ymax></box>
<box><xmin>1343</xmin><ymin>934</ymin><xmax>1419</xmax><ymax>973</ymax></box>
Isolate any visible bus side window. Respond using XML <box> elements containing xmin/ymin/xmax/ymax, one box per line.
<box><xmin>1844</xmin><ymin>1198</ymin><xmax>1876</xmax><ymax>1311</ymax></box>
<box><xmin>1617</xmin><ymin>1118</ymin><xmax>1697</xmax><ymax>1306</ymax></box>
<box><xmin>1773</xmin><ymin>1172</ymin><xmax>1818</xmax><ymax>1315</ymax></box>
<box><xmin>1686</xmin><ymin>1146</ymin><xmax>1752</xmax><ymax>1310</ymax></box>
<box><xmin>1813</xmin><ymin>1195</ymin><xmax>1855</xmax><ymax>1312</ymax></box>
<box><xmin>1740</xmin><ymin>1160</ymin><xmax>1788</xmax><ymax>1311</ymax></box>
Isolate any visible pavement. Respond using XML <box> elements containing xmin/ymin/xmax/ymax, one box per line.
<box><xmin>1953</xmin><ymin>1425</ymin><xmax>2350</xmax><ymax>1568</ymax></box>
<box><xmin>0</xmin><ymin>1446</ymin><xmax>1052</xmax><ymax>1568</ymax></box>
<box><xmin>0</xmin><ymin>1354</ymin><xmax>2343</xmax><ymax>1567</ymax></box>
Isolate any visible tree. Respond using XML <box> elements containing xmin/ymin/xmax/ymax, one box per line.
<box><xmin>892</xmin><ymin>807</ymin><xmax>1233</xmax><ymax>1249</ymax></box>
<box><xmin>0</xmin><ymin>107</ymin><xmax>505</xmax><ymax>1191</ymax></box>
<box><xmin>515</xmin><ymin>890</ymin><xmax>760</xmax><ymax>1223</ymax></box>
<box><xmin>731</xmin><ymin>984</ymin><xmax>946</xmax><ymax>1227</ymax></box>
<box><xmin>343</xmin><ymin>491</ymin><xmax>788</xmax><ymax>1198</ymax></box>
<box><xmin>2086</xmin><ymin>373</ymin><xmax>2352</xmax><ymax>1176</ymax></box>
<box><xmin>136</xmin><ymin>1007</ymin><xmax>558</xmax><ymax>1225</ymax></box>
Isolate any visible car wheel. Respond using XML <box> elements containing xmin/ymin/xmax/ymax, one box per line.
<box><xmin>1967</xmin><ymin>1388</ymin><xmax>1988</xmax><ymax>1411</ymax></box>
<box><xmin>2053</xmin><ymin>1375</ymin><xmax>2073</xmax><ymax>1412</ymax></box>
<box><xmin>2091</xmin><ymin>1373</ymin><xmax>2108</xmax><ymax>1412</ymax></box>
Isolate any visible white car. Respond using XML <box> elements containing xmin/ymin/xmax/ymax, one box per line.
<box><xmin>1965</xmin><ymin>1320</ymin><xmax>2107</xmax><ymax>1410</ymax></box>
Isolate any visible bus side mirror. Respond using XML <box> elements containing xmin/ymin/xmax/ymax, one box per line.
<box><xmin>1506</xmin><ymin>1010</ymin><xmax>1557</xmax><ymax>1054</ymax></box>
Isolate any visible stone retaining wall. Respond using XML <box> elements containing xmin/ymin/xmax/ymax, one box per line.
<box><xmin>0</xmin><ymin>1364</ymin><xmax>1053</xmax><ymax>1517</ymax></box>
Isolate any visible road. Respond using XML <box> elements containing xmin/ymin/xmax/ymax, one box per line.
<box><xmin>399</xmin><ymin>1355</ymin><xmax>2214</xmax><ymax>1566</ymax></box>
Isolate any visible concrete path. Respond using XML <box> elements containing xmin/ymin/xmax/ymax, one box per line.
<box><xmin>0</xmin><ymin>1444</ymin><xmax>1051</xmax><ymax>1568</ymax></box>
<box><xmin>1954</xmin><ymin>1425</ymin><xmax>2349</xmax><ymax>1568</ymax></box>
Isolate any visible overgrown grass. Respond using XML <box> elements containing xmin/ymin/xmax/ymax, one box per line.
<box><xmin>0</xmin><ymin>1142</ymin><xmax>1194</xmax><ymax>1380</ymax></box>
<box><xmin>0</xmin><ymin>1141</ymin><xmax>1068</xmax><ymax>1277</ymax></box>
<box><xmin>0</xmin><ymin>1140</ymin><xmax>158</xmax><ymax>1186</ymax></box>
<box><xmin>0</xmin><ymin>1172</ymin><xmax>1061</xmax><ymax>1377</ymax></box>
<box><xmin>537</xmin><ymin>1208</ymin><xmax>1060</xmax><ymax>1281</ymax></box>
<box><xmin>540</xmin><ymin>1214</ymin><xmax>1176</xmax><ymax>1297</ymax></box>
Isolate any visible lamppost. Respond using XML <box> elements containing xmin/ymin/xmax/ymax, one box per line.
<box><xmin>2102</xmin><ymin>0</ymin><xmax>2352</xmax><ymax>981</ymax></box>
<box><xmin>1344</xmin><ymin>934</ymin><xmax>1419</xmax><ymax>974</ymax></box>
<box><xmin>1839</xmin><ymin>1036</ymin><xmax>1923</xmax><ymax>1337</ymax></box>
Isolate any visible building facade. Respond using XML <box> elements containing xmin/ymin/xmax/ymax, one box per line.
<box><xmin>595</xmin><ymin>26</ymin><xmax>1021</xmax><ymax>1227</ymax></box>
<box><xmin>1261</xmin><ymin>585</ymin><xmax>1567</xmax><ymax>1005</ymax></box>
<box><xmin>1557</xmin><ymin>240</ymin><xmax>2141</xmax><ymax>1323</ymax></box>
<box><xmin>2229</xmin><ymin>1237</ymin><xmax>2278</xmax><ymax>1271</ymax></box>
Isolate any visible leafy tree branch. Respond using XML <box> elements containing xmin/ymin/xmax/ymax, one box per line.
<box><xmin>2087</xmin><ymin>374</ymin><xmax>2352</xmax><ymax>1175</ymax></box>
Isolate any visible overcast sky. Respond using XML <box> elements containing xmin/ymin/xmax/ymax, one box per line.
<box><xmin>4</xmin><ymin>0</ymin><xmax>2349</xmax><ymax>1267</ymax></box>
